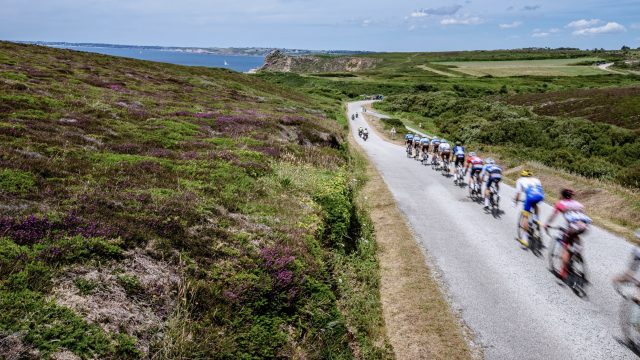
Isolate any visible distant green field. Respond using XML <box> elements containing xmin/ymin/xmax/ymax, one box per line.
<box><xmin>435</xmin><ymin>58</ymin><xmax>606</xmax><ymax>77</ymax></box>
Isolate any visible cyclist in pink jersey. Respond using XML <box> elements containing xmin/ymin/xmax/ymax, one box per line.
<box><xmin>544</xmin><ymin>189</ymin><xmax>592</xmax><ymax>280</ymax></box>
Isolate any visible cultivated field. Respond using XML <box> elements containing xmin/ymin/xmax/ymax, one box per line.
<box><xmin>435</xmin><ymin>58</ymin><xmax>606</xmax><ymax>77</ymax></box>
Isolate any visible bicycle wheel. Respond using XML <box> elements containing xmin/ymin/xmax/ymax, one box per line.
<box><xmin>619</xmin><ymin>285</ymin><xmax>640</xmax><ymax>350</ymax></box>
<box><xmin>530</xmin><ymin>221</ymin><xmax>543</xmax><ymax>255</ymax></box>
<box><xmin>517</xmin><ymin>212</ymin><xmax>526</xmax><ymax>241</ymax></box>
<box><xmin>548</xmin><ymin>237</ymin><xmax>563</xmax><ymax>275</ymax></box>
<box><xmin>569</xmin><ymin>253</ymin><xmax>588</xmax><ymax>297</ymax></box>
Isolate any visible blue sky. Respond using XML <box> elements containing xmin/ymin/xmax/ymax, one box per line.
<box><xmin>1</xmin><ymin>0</ymin><xmax>638</xmax><ymax>51</ymax></box>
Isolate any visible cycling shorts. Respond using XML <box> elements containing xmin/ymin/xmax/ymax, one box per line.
<box><xmin>486</xmin><ymin>177</ymin><xmax>501</xmax><ymax>188</ymax></box>
<box><xmin>454</xmin><ymin>157</ymin><xmax>465</xmax><ymax>167</ymax></box>
<box><xmin>523</xmin><ymin>193</ymin><xmax>544</xmax><ymax>213</ymax></box>
<box><xmin>440</xmin><ymin>151</ymin><xmax>451</xmax><ymax>157</ymax></box>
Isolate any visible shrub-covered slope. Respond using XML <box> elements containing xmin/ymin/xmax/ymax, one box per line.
<box><xmin>0</xmin><ymin>42</ymin><xmax>391</xmax><ymax>359</ymax></box>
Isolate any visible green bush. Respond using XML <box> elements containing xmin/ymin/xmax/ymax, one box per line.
<box><xmin>0</xmin><ymin>168</ymin><xmax>36</xmax><ymax>195</ymax></box>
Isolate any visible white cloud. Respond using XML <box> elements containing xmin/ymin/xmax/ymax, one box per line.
<box><xmin>361</xmin><ymin>19</ymin><xmax>372</xmax><ymax>27</ymax></box>
<box><xmin>532</xmin><ymin>32</ymin><xmax>550</xmax><ymax>37</ymax></box>
<box><xmin>630</xmin><ymin>23</ymin><xmax>640</xmax><ymax>30</ymax></box>
<box><xmin>441</xmin><ymin>16</ymin><xmax>483</xmax><ymax>25</ymax></box>
<box><xmin>572</xmin><ymin>22</ymin><xmax>626</xmax><ymax>35</ymax></box>
<box><xmin>499</xmin><ymin>21</ymin><xmax>522</xmax><ymax>29</ymax></box>
<box><xmin>566</xmin><ymin>19</ymin><xmax>601</xmax><ymax>29</ymax></box>
<box><xmin>411</xmin><ymin>10</ymin><xmax>428</xmax><ymax>18</ymax></box>
<box><xmin>549</xmin><ymin>28</ymin><xmax>560</xmax><ymax>33</ymax></box>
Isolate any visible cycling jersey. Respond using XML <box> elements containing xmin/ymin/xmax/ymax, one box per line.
<box><xmin>414</xmin><ymin>136</ymin><xmax>421</xmax><ymax>142</ymax></box>
<box><xmin>420</xmin><ymin>138</ymin><xmax>430</xmax><ymax>145</ymax></box>
<box><xmin>482</xmin><ymin>164</ymin><xmax>502</xmax><ymax>188</ymax></box>
<box><xmin>453</xmin><ymin>146</ymin><xmax>465</xmax><ymax>158</ymax></box>
<box><xmin>405</xmin><ymin>134</ymin><xmax>414</xmax><ymax>140</ymax></box>
<box><xmin>431</xmin><ymin>139</ymin><xmax>440</xmax><ymax>146</ymax></box>
<box><xmin>467</xmin><ymin>156</ymin><xmax>483</xmax><ymax>170</ymax></box>
<box><xmin>554</xmin><ymin>199</ymin><xmax>592</xmax><ymax>225</ymax></box>
<box><xmin>439</xmin><ymin>143</ymin><xmax>451</xmax><ymax>153</ymax></box>
<box><xmin>516</xmin><ymin>177</ymin><xmax>544</xmax><ymax>213</ymax></box>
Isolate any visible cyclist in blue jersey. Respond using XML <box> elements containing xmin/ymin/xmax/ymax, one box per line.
<box><xmin>430</xmin><ymin>137</ymin><xmax>441</xmax><ymax>156</ymax></box>
<box><xmin>405</xmin><ymin>133</ymin><xmax>414</xmax><ymax>156</ymax></box>
<box><xmin>420</xmin><ymin>137</ymin><xmax>431</xmax><ymax>160</ymax></box>
<box><xmin>452</xmin><ymin>142</ymin><xmax>465</xmax><ymax>168</ymax></box>
<box><xmin>513</xmin><ymin>170</ymin><xmax>545</xmax><ymax>246</ymax></box>
<box><xmin>481</xmin><ymin>158</ymin><xmax>502</xmax><ymax>210</ymax></box>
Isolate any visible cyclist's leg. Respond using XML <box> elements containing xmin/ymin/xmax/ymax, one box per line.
<box><xmin>484</xmin><ymin>178</ymin><xmax>492</xmax><ymax>207</ymax></box>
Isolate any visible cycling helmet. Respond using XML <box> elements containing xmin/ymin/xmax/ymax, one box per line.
<box><xmin>441</xmin><ymin>139</ymin><xmax>448</xmax><ymax>143</ymax></box>
<box><xmin>469</xmin><ymin>152</ymin><xmax>476</xmax><ymax>157</ymax></box>
<box><xmin>455</xmin><ymin>142</ymin><xmax>461</xmax><ymax>146</ymax></box>
<box><xmin>485</xmin><ymin>158</ymin><xmax>495</xmax><ymax>165</ymax></box>
<box><xmin>561</xmin><ymin>188</ymin><xmax>575</xmax><ymax>199</ymax></box>
<box><xmin>520</xmin><ymin>169</ymin><xmax>532</xmax><ymax>177</ymax></box>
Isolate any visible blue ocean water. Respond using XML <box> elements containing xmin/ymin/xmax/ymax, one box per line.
<box><xmin>51</xmin><ymin>46</ymin><xmax>265</xmax><ymax>73</ymax></box>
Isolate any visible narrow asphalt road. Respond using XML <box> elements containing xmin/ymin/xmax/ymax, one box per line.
<box><xmin>349</xmin><ymin>101</ymin><xmax>636</xmax><ymax>360</ymax></box>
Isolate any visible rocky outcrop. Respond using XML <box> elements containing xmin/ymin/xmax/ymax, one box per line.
<box><xmin>259</xmin><ymin>50</ymin><xmax>381</xmax><ymax>73</ymax></box>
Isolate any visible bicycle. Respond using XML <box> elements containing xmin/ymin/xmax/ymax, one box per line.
<box><xmin>441</xmin><ymin>156</ymin><xmax>451</xmax><ymax>176</ymax></box>
<box><xmin>421</xmin><ymin>151</ymin><xmax>430</xmax><ymax>166</ymax></box>
<box><xmin>515</xmin><ymin>200</ymin><xmax>544</xmax><ymax>256</ymax></box>
<box><xmin>487</xmin><ymin>182</ymin><xmax>501</xmax><ymax>215</ymax></box>
<box><xmin>615</xmin><ymin>278</ymin><xmax>640</xmax><ymax>354</ymax></box>
<box><xmin>431</xmin><ymin>153</ymin><xmax>440</xmax><ymax>170</ymax></box>
<box><xmin>468</xmin><ymin>173</ymin><xmax>481</xmax><ymax>200</ymax></box>
<box><xmin>454</xmin><ymin>165</ymin><xmax>465</xmax><ymax>186</ymax></box>
<box><xmin>546</xmin><ymin>226</ymin><xmax>589</xmax><ymax>298</ymax></box>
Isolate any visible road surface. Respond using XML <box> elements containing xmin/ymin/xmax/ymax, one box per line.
<box><xmin>349</xmin><ymin>101</ymin><xmax>636</xmax><ymax>360</ymax></box>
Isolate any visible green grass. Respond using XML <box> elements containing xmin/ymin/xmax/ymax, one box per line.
<box><xmin>435</xmin><ymin>58</ymin><xmax>606</xmax><ymax>77</ymax></box>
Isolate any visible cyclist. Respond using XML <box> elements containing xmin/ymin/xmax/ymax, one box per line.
<box><xmin>544</xmin><ymin>189</ymin><xmax>592</xmax><ymax>281</ymax></box>
<box><xmin>465</xmin><ymin>152</ymin><xmax>484</xmax><ymax>191</ymax></box>
<box><xmin>481</xmin><ymin>158</ymin><xmax>502</xmax><ymax>210</ymax></box>
<box><xmin>452</xmin><ymin>142</ymin><xmax>465</xmax><ymax>168</ymax></box>
<box><xmin>420</xmin><ymin>137</ymin><xmax>431</xmax><ymax>160</ymax></box>
<box><xmin>405</xmin><ymin>133</ymin><xmax>414</xmax><ymax>154</ymax></box>
<box><xmin>439</xmin><ymin>140</ymin><xmax>452</xmax><ymax>173</ymax></box>
<box><xmin>513</xmin><ymin>169</ymin><xmax>545</xmax><ymax>246</ymax></box>
<box><xmin>413</xmin><ymin>135</ymin><xmax>422</xmax><ymax>157</ymax></box>
<box><xmin>613</xmin><ymin>230</ymin><xmax>640</xmax><ymax>295</ymax></box>
<box><xmin>430</xmin><ymin>137</ymin><xmax>441</xmax><ymax>162</ymax></box>
<box><xmin>362</xmin><ymin>128</ymin><xmax>369</xmax><ymax>140</ymax></box>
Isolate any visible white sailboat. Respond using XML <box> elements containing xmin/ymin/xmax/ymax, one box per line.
<box><xmin>224</xmin><ymin>60</ymin><xmax>229</xmax><ymax>66</ymax></box>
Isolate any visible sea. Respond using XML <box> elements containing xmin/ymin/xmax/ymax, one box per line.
<box><xmin>49</xmin><ymin>45</ymin><xmax>265</xmax><ymax>73</ymax></box>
